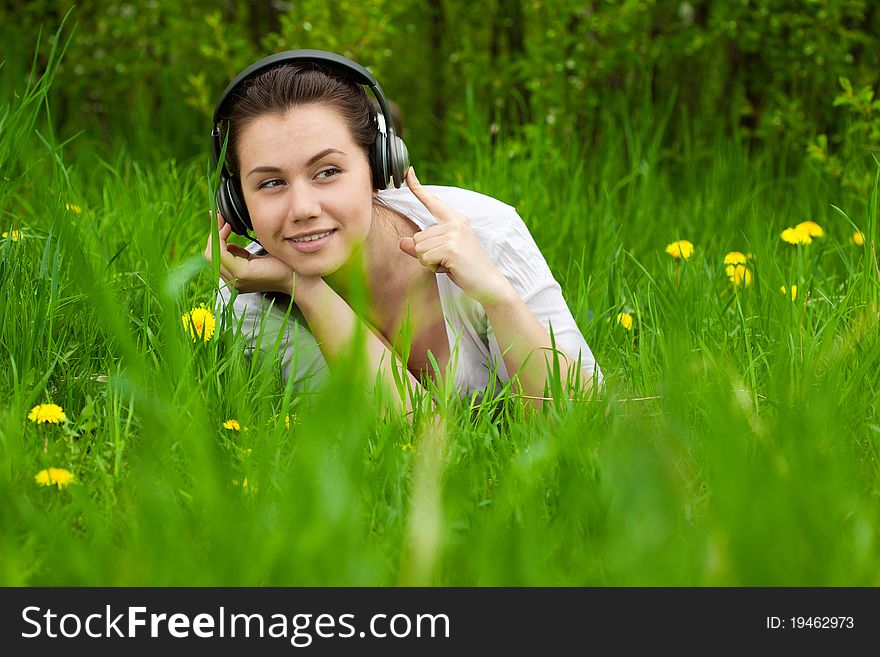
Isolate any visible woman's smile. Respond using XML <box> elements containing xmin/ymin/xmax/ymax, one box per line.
<box><xmin>286</xmin><ymin>228</ymin><xmax>337</xmax><ymax>253</ymax></box>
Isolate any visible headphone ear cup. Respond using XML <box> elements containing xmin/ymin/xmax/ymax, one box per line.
<box><xmin>370</xmin><ymin>132</ymin><xmax>409</xmax><ymax>190</ymax></box>
<box><xmin>216</xmin><ymin>176</ymin><xmax>253</xmax><ymax>235</ymax></box>
<box><xmin>371</xmin><ymin>131</ymin><xmax>389</xmax><ymax>190</ymax></box>
<box><xmin>389</xmin><ymin>136</ymin><xmax>410</xmax><ymax>188</ymax></box>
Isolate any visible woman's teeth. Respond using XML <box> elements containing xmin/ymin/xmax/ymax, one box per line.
<box><xmin>291</xmin><ymin>230</ymin><xmax>333</xmax><ymax>243</ymax></box>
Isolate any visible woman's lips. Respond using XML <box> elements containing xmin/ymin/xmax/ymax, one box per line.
<box><xmin>287</xmin><ymin>229</ymin><xmax>336</xmax><ymax>253</ymax></box>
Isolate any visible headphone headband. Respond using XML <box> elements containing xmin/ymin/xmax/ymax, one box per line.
<box><xmin>212</xmin><ymin>49</ymin><xmax>399</xmax><ymax>153</ymax></box>
<box><xmin>211</xmin><ymin>49</ymin><xmax>409</xmax><ymax>236</ymax></box>
<box><xmin>214</xmin><ymin>50</ymin><xmax>379</xmax><ymax>123</ymax></box>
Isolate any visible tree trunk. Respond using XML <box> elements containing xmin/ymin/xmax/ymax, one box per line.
<box><xmin>426</xmin><ymin>0</ymin><xmax>447</xmax><ymax>156</ymax></box>
<box><xmin>247</xmin><ymin>1</ymin><xmax>281</xmax><ymax>48</ymax></box>
<box><xmin>504</xmin><ymin>0</ymin><xmax>530</xmax><ymax>127</ymax></box>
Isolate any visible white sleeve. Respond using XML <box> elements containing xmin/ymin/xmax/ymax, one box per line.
<box><xmin>485</xmin><ymin>211</ymin><xmax>602</xmax><ymax>389</ymax></box>
<box><xmin>217</xmin><ymin>286</ymin><xmax>329</xmax><ymax>392</ymax></box>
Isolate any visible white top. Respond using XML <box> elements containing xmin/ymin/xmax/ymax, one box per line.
<box><xmin>217</xmin><ymin>184</ymin><xmax>602</xmax><ymax>398</ymax></box>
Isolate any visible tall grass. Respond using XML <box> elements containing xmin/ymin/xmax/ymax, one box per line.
<box><xmin>1</xmin><ymin>24</ymin><xmax>879</xmax><ymax>586</ymax></box>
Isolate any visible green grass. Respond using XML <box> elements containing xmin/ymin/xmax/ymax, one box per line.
<box><xmin>1</xmin><ymin>28</ymin><xmax>879</xmax><ymax>587</ymax></box>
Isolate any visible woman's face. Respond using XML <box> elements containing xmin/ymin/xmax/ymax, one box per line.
<box><xmin>237</xmin><ymin>103</ymin><xmax>376</xmax><ymax>277</ymax></box>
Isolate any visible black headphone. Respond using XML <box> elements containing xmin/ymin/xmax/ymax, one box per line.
<box><xmin>211</xmin><ymin>49</ymin><xmax>410</xmax><ymax>236</ymax></box>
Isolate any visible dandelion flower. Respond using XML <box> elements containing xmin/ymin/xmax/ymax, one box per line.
<box><xmin>64</xmin><ymin>203</ymin><xmax>82</xmax><ymax>214</ymax></box>
<box><xmin>34</xmin><ymin>467</ymin><xmax>75</xmax><ymax>489</ymax></box>
<box><xmin>28</xmin><ymin>403</ymin><xmax>67</xmax><ymax>424</ymax></box>
<box><xmin>796</xmin><ymin>221</ymin><xmax>824</xmax><ymax>238</ymax></box>
<box><xmin>615</xmin><ymin>312</ymin><xmax>634</xmax><ymax>330</ymax></box>
<box><xmin>780</xmin><ymin>285</ymin><xmax>798</xmax><ymax>301</ymax></box>
<box><xmin>852</xmin><ymin>231</ymin><xmax>865</xmax><ymax>246</ymax></box>
<box><xmin>1</xmin><ymin>229</ymin><xmax>21</xmax><ymax>241</ymax></box>
<box><xmin>726</xmin><ymin>264</ymin><xmax>752</xmax><ymax>287</ymax></box>
<box><xmin>182</xmin><ymin>303</ymin><xmax>216</xmax><ymax>342</ymax></box>
<box><xmin>232</xmin><ymin>478</ymin><xmax>257</xmax><ymax>494</ymax></box>
<box><xmin>665</xmin><ymin>240</ymin><xmax>694</xmax><ymax>260</ymax></box>
<box><xmin>723</xmin><ymin>251</ymin><xmax>748</xmax><ymax>265</ymax></box>
<box><xmin>223</xmin><ymin>419</ymin><xmax>240</xmax><ymax>431</ymax></box>
<box><xmin>780</xmin><ymin>226</ymin><xmax>812</xmax><ymax>245</ymax></box>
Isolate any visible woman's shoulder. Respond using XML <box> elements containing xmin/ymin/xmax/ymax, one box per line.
<box><xmin>423</xmin><ymin>184</ymin><xmax>517</xmax><ymax>214</ymax></box>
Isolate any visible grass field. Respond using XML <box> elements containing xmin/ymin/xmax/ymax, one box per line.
<box><xmin>2</xmin><ymin>32</ymin><xmax>879</xmax><ymax>587</ymax></box>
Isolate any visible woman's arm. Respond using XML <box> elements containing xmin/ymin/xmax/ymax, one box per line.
<box><xmin>481</xmin><ymin>281</ymin><xmax>593</xmax><ymax>406</ymax></box>
<box><xmin>292</xmin><ymin>276</ymin><xmax>427</xmax><ymax>415</ymax></box>
<box><xmin>206</xmin><ymin>213</ymin><xmax>426</xmax><ymax>415</ymax></box>
<box><xmin>399</xmin><ymin>169</ymin><xmax>598</xmax><ymax>407</ymax></box>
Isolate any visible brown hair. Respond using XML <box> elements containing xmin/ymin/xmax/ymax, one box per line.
<box><xmin>220</xmin><ymin>63</ymin><xmax>378</xmax><ymax>181</ymax></box>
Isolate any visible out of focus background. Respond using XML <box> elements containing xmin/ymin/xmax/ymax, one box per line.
<box><xmin>1</xmin><ymin>2</ymin><xmax>878</xmax><ymax>586</ymax></box>
<box><xmin>4</xmin><ymin>0</ymin><xmax>879</xmax><ymax>193</ymax></box>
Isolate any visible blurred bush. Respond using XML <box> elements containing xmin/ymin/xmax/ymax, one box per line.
<box><xmin>2</xmin><ymin>0</ymin><xmax>878</xmax><ymax>186</ymax></box>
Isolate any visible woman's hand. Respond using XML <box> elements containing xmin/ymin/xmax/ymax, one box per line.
<box><xmin>398</xmin><ymin>168</ymin><xmax>515</xmax><ymax>307</ymax></box>
<box><xmin>204</xmin><ymin>212</ymin><xmax>298</xmax><ymax>295</ymax></box>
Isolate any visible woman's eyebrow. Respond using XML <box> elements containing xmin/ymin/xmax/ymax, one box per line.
<box><xmin>246</xmin><ymin>148</ymin><xmax>347</xmax><ymax>178</ymax></box>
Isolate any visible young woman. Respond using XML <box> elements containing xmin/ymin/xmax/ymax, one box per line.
<box><xmin>205</xmin><ymin>50</ymin><xmax>601</xmax><ymax>411</ymax></box>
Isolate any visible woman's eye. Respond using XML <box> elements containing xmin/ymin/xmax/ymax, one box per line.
<box><xmin>258</xmin><ymin>179</ymin><xmax>283</xmax><ymax>190</ymax></box>
<box><xmin>316</xmin><ymin>167</ymin><xmax>341</xmax><ymax>179</ymax></box>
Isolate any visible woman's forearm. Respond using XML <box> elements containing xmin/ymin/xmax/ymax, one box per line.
<box><xmin>482</xmin><ymin>282</ymin><xmax>588</xmax><ymax>406</ymax></box>
<box><xmin>293</xmin><ymin>277</ymin><xmax>425</xmax><ymax>414</ymax></box>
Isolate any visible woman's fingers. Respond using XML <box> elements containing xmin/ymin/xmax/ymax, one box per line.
<box><xmin>399</xmin><ymin>236</ymin><xmax>417</xmax><ymax>259</ymax></box>
<box><xmin>205</xmin><ymin>212</ymin><xmax>233</xmax><ymax>261</ymax></box>
<box><xmin>399</xmin><ymin>236</ymin><xmax>449</xmax><ymax>274</ymax></box>
<box><xmin>406</xmin><ymin>167</ymin><xmax>460</xmax><ymax>224</ymax></box>
<box><xmin>418</xmin><ymin>244</ymin><xmax>450</xmax><ymax>274</ymax></box>
<box><xmin>411</xmin><ymin>235</ymin><xmax>447</xmax><ymax>255</ymax></box>
<box><xmin>411</xmin><ymin>223</ymin><xmax>450</xmax><ymax>244</ymax></box>
<box><xmin>206</xmin><ymin>210</ymin><xmax>254</xmax><ymax>282</ymax></box>
<box><xmin>226</xmin><ymin>243</ymin><xmax>254</xmax><ymax>260</ymax></box>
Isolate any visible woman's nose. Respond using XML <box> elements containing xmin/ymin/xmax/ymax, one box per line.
<box><xmin>287</xmin><ymin>180</ymin><xmax>321</xmax><ymax>222</ymax></box>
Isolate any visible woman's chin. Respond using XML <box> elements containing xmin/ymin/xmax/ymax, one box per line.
<box><xmin>287</xmin><ymin>256</ymin><xmax>343</xmax><ymax>279</ymax></box>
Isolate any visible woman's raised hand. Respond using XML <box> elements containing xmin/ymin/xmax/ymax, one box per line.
<box><xmin>204</xmin><ymin>212</ymin><xmax>297</xmax><ymax>295</ymax></box>
<box><xmin>398</xmin><ymin>167</ymin><xmax>515</xmax><ymax>307</ymax></box>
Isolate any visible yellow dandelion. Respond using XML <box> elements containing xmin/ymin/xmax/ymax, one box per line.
<box><xmin>851</xmin><ymin>231</ymin><xmax>865</xmax><ymax>246</ymax></box>
<box><xmin>232</xmin><ymin>478</ymin><xmax>257</xmax><ymax>494</ymax></box>
<box><xmin>780</xmin><ymin>226</ymin><xmax>812</xmax><ymax>245</ymax></box>
<box><xmin>223</xmin><ymin>419</ymin><xmax>240</xmax><ymax>431</ymax></box>
<box><xmin>34</xmin><ymin>467</ymin><xmax>75</xmax><ymax>489</ymax></box>
<box><xmin>795</xmin><ymin>221</ymin><xmax>824</xmax><ymax>238</ymax></box>
<box><xmin>780</xmin><ymin>285</ymin><xmax>798</xmax><ymax>301</ymax></box>
<box><xmin>615</xmin><ymin>312</ymin><xmax>634</xmax><ymax>330</ymax></box>
<box><xmin>723</xmin><ymin>251</ymin><xmax>747</xmax><ymax>265</ymax></box>
<box><xmin>725</xmin><ymin>264</ymin><xmax>752</xmax><ymax>287</ymax></box>
<box><xmin>401</xmin><ymin>443</ymin><xmax>414</xmax><ymax>452</ymax></box>
<box><xmin>28</xmin><ymin>403</ymin><xmax>67</xmax><ymax>424</ymax></box>
<box><xmin>182</xmin><ymin>303</ymin><xmax>216</xmax><ymax>342</ymax></box>
<box><xmin>2</xmin><ymin>229</ymin><xmax>21</xmax><ymax>241</ymax></box>
<box><xmin>665</xmin><ymin>240</ymin><xmax>694</xmax><ymax>260</ymax></box>
<box><xmin>64</xmin><ymin>203</ymin><xmax>82</xmax><ymax>214</ymax></box>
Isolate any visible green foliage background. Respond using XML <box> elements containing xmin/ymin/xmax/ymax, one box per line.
<box><xmin>0</xmin><ymin>2</ymin><xmax>878</xmax><ymax>587</ymax></box>
<box><xmin>4</xmin><ymin>0</ymin><xmax>880</xmax><ymax>187</ymax></box>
